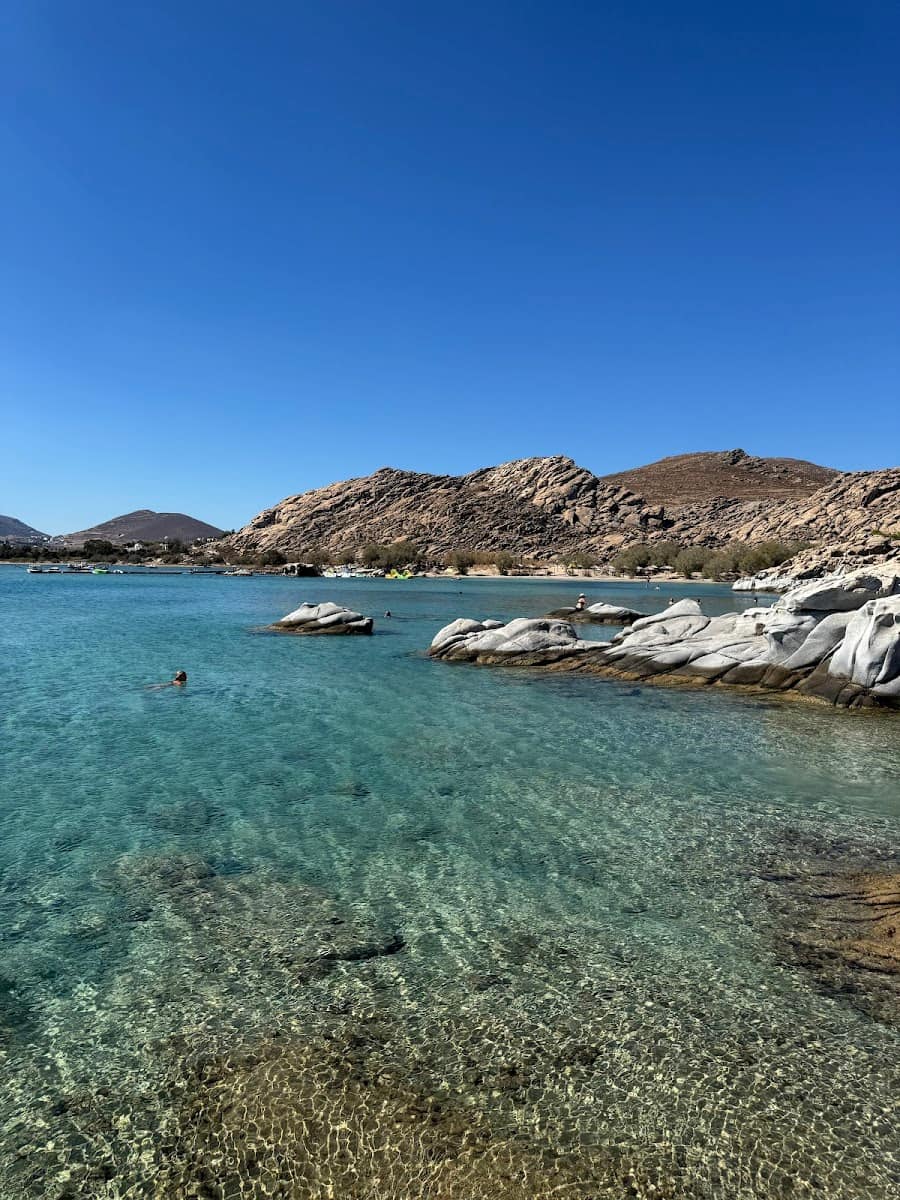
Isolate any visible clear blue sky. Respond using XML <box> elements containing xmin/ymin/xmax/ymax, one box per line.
<box><xmin>2</xmin><ymin>2</ymin><xmax>898</xmax><ymax>533</ymax></box>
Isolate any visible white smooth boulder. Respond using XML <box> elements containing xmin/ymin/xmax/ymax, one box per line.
<box><xmin>828</xmin><ymin>597</ymin><xmax>900</xmax><ymax>692</ymax></box>
<box><xmin>273</xmin><ymin>601</ymin><xmax>374</xmax><ymax>635</ymax></box>
<box><xmin>782</xmin><ymin>566</ymin><xmax>900</xmax><ymax>613</ymax></box>
<box><xmin>427</xmin><ymin>565</ymin><xmax>900</xmax><ymax>707</ymax></box>
<box><xmin>586</xmin><ymin>602</ymin><xmax>645</xmax><ymax>623</ymax></box>
<box><xmin>429</xmin><ymin>617</ymin><xmax>585</xmax><ymax>662</ymax></box>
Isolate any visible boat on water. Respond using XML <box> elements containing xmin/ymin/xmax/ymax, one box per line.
<box><xmin>91</xmin><ymin>567</ymin><xmax>109</xmax><ymax>575</ymax></box>
<box><xmin>224</xmin><ymin>568</ymin><xmax>253</xmax><ymax>576</ymax></box>
<box><xmin>322</xmin><ymin>565</ymin><xmax>385</xmax><ymax>579</ymax></box>
<box><xmin>26</xmin><ymin>565</ymin><xmax>44</xmax><ymax>573</ymax></box>
<box><xmin>385</xmin><ymin>569</ymin><xmax>411</xmax><ymax>580</ymax></box>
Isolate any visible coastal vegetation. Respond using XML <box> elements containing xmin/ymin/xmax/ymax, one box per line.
<box><xmin>361</xmin><ymin>541</ymin><xmax>423</xmax><ymax>570</ymax></box>
<box><xmin>610</xmin><ymin>538</ymin><xmax>808</xmax><ymax>580</ymax></box>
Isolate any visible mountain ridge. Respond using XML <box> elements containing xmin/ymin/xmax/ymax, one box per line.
<box><xmin>225</xmin><ymin>450</ymin><xmax>900</xmax><ymax>563</ymax></box>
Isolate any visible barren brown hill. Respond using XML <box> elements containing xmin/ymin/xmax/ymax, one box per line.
<box><xmin>0</xmin><ymin>515</ymin><xmax>48</xmax><ymax>545</ymax></box>
<box><xmin>64</xmin><ymin>509</ymin><xmax>224</xmax><ymax>547</ymax></box>
<box><xmin>601</xmin><ymin>448</ymin><xmax>836</xmax><ymax>505</ymax></box>
<box><xmin>223</xmin><ymin>454</ymin><xmax>900</xmax><ymax>566</ymax></box>
<box><xmin>225</xmin><ymin>457</ymin><xmax>669</xmax><ymax>561</ymax></box>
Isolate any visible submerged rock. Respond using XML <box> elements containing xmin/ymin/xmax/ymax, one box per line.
<box><xmin>270</xmin><ymin>601</ymin><xmax>374</xmax><ymax>635</ymax></box>
<box><xmin>428</xmin><ymin>617</ymin><xmax>585</xmax><ymax>664</ymax></box>
<box><xmin>762</xmin><ymin>853</ymin><xmax>900</xmax><ymax>1026</ymax></box>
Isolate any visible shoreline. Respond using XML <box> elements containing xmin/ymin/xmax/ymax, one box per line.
<box><xmin>0</xmin><ymin>560</ymin><xmax>777</xmax><ymax>592</ymax></box>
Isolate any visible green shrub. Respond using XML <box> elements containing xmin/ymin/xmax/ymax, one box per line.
<box><xmin>672</xmin><ymin>547</ymin><xmax>708</xmax><ymax>577</ymax></box>
<box><xmin>611</xmin><ymin>544</ymin><xmax>653</xmax><ymax>574</ymax></box>
<box><xmin>360</xmin><ymin>541</ymin><xmax>422</xmax><ymax>570</ymax></box>
<box><xmin>445</xmin><ymin>549</ymin><xmax>476</xmax><ymax>574</ymax></box>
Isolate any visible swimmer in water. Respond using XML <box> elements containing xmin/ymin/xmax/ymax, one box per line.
<box><xmin>146</xmin><ymin>670</ymin><xmax>187</xmax><ymax>690</ymax></box>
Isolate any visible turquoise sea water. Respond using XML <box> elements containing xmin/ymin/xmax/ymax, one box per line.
<box><xmin>1</xmin><ymin>568</ymin><xmax>898</xmax><ymax>1198</ymax></box>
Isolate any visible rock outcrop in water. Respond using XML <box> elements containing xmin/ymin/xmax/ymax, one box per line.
<box><xmin>432</xmin><ymin>565</ymin><xmax>900</xmax><ymax>708</ymax></box>
<box><xmin>574</xmin><ymin>566</ymin><xmax>900</xmax><ymax>708</ymax></box>
<box><xmin>428</xmin><ymin>617</ymin><xmax>585</xmax><ymax>664</ymax></box>
<box><xmin>545</xmin><ymin>602</ymin><xmax>646</xmax><ymax>625</ymax></box>
<box><xmin>271</xmin><ymin>601</ymin><xmax>374</xmax><ymax>635</ymax></box>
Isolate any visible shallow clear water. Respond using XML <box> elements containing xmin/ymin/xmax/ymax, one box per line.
<box><xmin>1</xmin><ymin>569</ymin><xmax>898</xmax><ymax>1198</ymax></box>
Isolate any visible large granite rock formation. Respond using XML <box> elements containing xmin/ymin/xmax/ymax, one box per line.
<box><xmin>428</xmin><ymin>617</ymin><xmax>585</xmax><ymax>665</ymax></box>
<box><xmin>222</xmin><ymin>456</ymin><xmax>666</xmax><ymax>562</ymax></box>
<box><xmin>430</xmin><ymin>565</ymin><xmax>900</xmax><ymax>708</ymax></box>
<box><xmin>735</xmin><ymin>531</ymin><xmax>900</xmax><ymax>594</ymax></box>
<box><xmin>270</xmin><ymin>602</ymin><xmax>374</xmax><ymax>635</ymax></box>
<box><xmin>222</xmin><ymin>451</ymin><xmax>900</xmax><ymax>567</ymax></box>
<box><xmin>579</xmin><ymin>566</ymin><xmax>900</xmax><ymax>707</ymax></box>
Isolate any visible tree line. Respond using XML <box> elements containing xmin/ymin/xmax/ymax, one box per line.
<box><xmin>2</xmin><ymin>535</ymin><xmax>809</xmax><ymax>578</ymax></box>
<box><xmin>609</xmin><ymin>538</ymin><xmax>808</xmax><ymax>578</ymax></box>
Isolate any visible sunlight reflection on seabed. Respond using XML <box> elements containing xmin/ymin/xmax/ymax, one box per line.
<box><xmin>0</xmin><ymin>575</ymin><xmax>897</xmax><ymax>1198</ymax></box>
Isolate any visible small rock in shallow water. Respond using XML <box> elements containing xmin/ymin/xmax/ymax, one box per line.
<box><xmin>269</xmin><ymin>601</ymin><xmax>374</xmax><ymax>635</ymax></box>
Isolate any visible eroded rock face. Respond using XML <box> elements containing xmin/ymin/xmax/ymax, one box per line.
<box><xmin>781</xmin><ymin>565</ymin><xmax>900</xmax><ymax>613</ymax></box>
<box><xmin>575</xmin><ymin>566</ymin><xmax>900</xmax><ymax>708</ymax></box>
<box><xmin>220</xmin><ymin>452</ymin><xmax>900</xmax><ymax>566</ymax></box>
<box><xmin>271</xmin><ymin>601</ymin><xmax>374</xmax><ymax>635</ymax></box>
<box><xmin>428</xmin><ymin>617</ymin><xmax>585</xmax><ymax>664</ymax></box>
<box><xmin>431</xmin><ymin>566</ymin><xmax>900</xmax><ymax>708</ymax></box>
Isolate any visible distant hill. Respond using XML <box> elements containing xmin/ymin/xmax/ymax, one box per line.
<box><xmin>0</xmin><ymin>515</ymin><xmax>49</xmax><ymax>545</ymax></box>
<box><xmin>600</xmin><ymin>449</ymin><xmax>837</xmax><ymax>505</ymax></box>
<box><xmin>63</xmin><ymin>510</ymin><xmax>224</xmax><ymax>546</ymax></box>
<box><xmin>223</xmin><ymin>451</ymin><xmax>899</xmax><ymax>564</ymax></box>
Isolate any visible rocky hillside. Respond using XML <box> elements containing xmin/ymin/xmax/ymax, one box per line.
<box><xmin>64</xmin><ymin>509</ymin><xmax>224</xmax><ymax>547</ymax></box>
<box><xmin>224</xmin><ymin>452</ymin><xmax>899</xmax><ymax>564</ymax></box>
<box><xmin>0</xmin><ymin>515</ymin><xmax>48</xmax><ymax>545</ymax></box>
<box><xmin>601</xmin><ymin>449</ymin><xmax>836</xmax><ymax>504</ymax></box>
<box><xmin>225</xmin><ymin>457</ymin><xmax>669</xmax><ymax>561</ymax></box>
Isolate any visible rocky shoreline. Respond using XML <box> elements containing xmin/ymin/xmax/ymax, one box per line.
<box><xmin>429</xmin><ymin>564</ymin><xmax>900</xmax><ymax>710</ymax></box>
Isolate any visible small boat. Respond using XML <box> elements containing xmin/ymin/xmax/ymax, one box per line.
<box><xmin>26</xmin><ymin>565</ymin><xmax>44</xmax><ymax>573</ymax></box>
<box><xmin>385</xmin><ymin>569</ymin><xmax>411</xmax><ymax>580</ymax></box>
<box><xmin>224</xmin><ymin>568</ymin><xmax>253</xmax><ymax>576</ymax></box>
<box><xmin>91</xmin><ymin>567</ymin><xmax>109</xmax><ymax>575</ymax></box>
<box><xmin>47</xmin><ymin>566</ymin><xmax>62</xmax><ymax>573</ymax></box>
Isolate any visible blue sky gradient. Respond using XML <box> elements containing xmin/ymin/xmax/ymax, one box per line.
<box><xmin>2</xmin><ymin>1</ymin><xmax>898</xmax><ymax>532</ymax></box>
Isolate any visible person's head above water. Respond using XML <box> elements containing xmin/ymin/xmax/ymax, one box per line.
<box><xmin>173</xmin><ymin>670</ymin><xmax>187</xmax><ymax>685</ymax></box>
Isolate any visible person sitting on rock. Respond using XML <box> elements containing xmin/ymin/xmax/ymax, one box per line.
<box><xmin>575</xmin><ymin>594</ymin><xmax>587</xmax><ymax>612</ymax></box>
